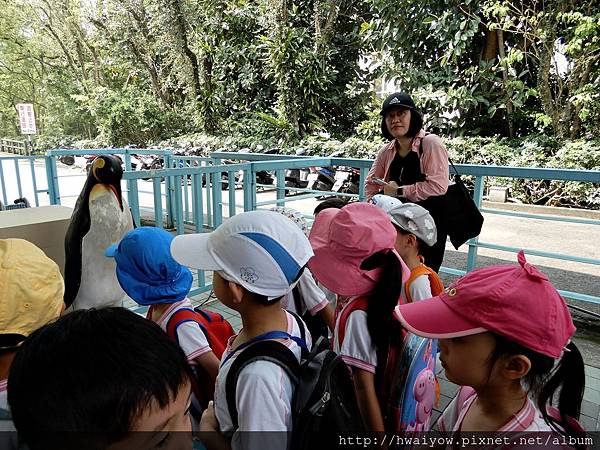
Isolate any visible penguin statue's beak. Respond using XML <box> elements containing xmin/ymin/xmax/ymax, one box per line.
<box><xmin>90</xmin><ymin>157</ymin><xmax>124</xmax><ymax>210</ymax></box>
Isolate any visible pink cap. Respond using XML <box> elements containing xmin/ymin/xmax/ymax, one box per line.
<box><xmin>308</xmin><ymin>202</ymin><xmax>410</xmax><ymax>297</ymax></box>
<box><xmin>394</xmin><ymin>251</ymin><xmax>575</xmax><ymax>358</ymax></box>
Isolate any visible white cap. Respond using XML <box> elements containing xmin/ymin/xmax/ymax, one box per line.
<box><xmin>170</xmin><ymin>210</ymin><xmax>313</xmax><ymax>299</ymax></box>
<box><xmin>370</xmin><ymin>194</ymin><xmax>403</xmax><ymax>213</ymax></box>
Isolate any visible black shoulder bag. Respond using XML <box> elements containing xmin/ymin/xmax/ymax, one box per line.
<box><xmin>443</xmin><ymin>158</ymin><xmax>484</xmax><ymax>249</ymax></box>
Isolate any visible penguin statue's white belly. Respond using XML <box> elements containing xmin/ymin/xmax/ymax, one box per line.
<box><xmin>71</xmin><ymin>184</ymin><xmax>133</xmax><ymax>310</ymax></box>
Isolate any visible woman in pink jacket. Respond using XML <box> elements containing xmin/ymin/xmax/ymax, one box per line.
<box><xmin>365</xmin><ymin>92</ymin><xmax>449</xmax><ymax>272</ymax></box>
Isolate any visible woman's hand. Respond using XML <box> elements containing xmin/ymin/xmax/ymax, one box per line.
<box><xmin>383</xmin><ymin>180</ymin><xmax>399</xmax><ymax>196</ymax></box>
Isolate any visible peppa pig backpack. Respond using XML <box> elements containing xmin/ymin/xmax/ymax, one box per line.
<box><xmin>338</xmin><ymin>298</ymin><xmax>438</xmax><ymax>434</ymax></box>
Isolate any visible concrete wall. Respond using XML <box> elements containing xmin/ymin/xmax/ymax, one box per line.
<box><xmin>0</xmin><ymin>205</ymin><xmax>73</xmax><ymax>274</ymax></box>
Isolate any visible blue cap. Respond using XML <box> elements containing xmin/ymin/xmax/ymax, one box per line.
<box><xmin>105</xmin><ymin>227</ymin><xmax>193</xmax><ymax>305</ymax></box>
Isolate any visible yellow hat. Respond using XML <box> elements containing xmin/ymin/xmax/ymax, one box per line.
<box><xmin>0</xmin><ymin>239</ymin><xmax>64</xmax><ymax>342</ymax></box>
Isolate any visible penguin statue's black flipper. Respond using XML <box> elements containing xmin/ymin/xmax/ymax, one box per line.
<box><xmin>64</xmin><ymin>155</ymin><xmax>133</xmax><ymax>309</ymax></box>
<box><xmin>63</xmin><ymin>191</ymin><xmax>91</xmax><ymax>308</ymax></box>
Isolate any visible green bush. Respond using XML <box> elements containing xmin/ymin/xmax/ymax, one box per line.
<box><xmin>208</xmin><ymin>132</ymin><xmax>600</xmax><ymax>209</ymax></box>
<box><xmin>40</xmin><ymin>127</ymin><xmax>597</xmax><ymax>208</ymax></box>
<box><xmin>82</xmin><ymin>87</ymin><xmax>188</xmax><ymax>147</ymax></box>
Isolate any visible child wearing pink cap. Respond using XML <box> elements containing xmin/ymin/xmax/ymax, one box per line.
<box><xmin>395</xmin><ymin>251</ymin><xmax>586</xmax><ymax>441</ymax></box>
<box><xmin>308</xmin><ymin>202</ymin><xmax>411</xmax><ymax>433</ymax></box>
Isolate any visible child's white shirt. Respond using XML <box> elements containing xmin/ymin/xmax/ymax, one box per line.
<box><xmin>281</xmin><ymin>270</ymin><xmax>328</xmax><ymax>316</ymax></box>
<box><xmin>153</xmin><ymin>298</ymin><xmax>212</xmax><ymax>361</ymax></box>
<box><xmin>333</xmin><ymin>298</ymin><xmax>377</xmax><ymax>374</ymax></box>
<box><xmin>437</xmin><ymin>386</ymin><xmax>554</xmax><ymax>433</ymax></box>
<box><xmin>214</xmin><ymin>310</ymin><xmax>312</xmax><ymax>450</ymax></box>
<box><xmin>409</xmin><ymin>274</ymin><xmax>433</xmax><ymax>302</ymax></box>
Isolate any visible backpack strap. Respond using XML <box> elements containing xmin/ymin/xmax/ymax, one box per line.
<box><xmin>225</xmin><ymin>340</ymin><xmax>301</xmax><ymax>430</ymax></box>
<box><xmin>166</xmin><ymin>308</ymin><xmax>206</xmax><ymax>345</ymax></box>
<box><xmin>337</xmin><ymin>297</ymin><xmax>369</xmax><ymax>350</ymax></box>
<box><xmin>418</xmin><ymin>132</ymin><xmax>461</xmax><ymax>178</ymax></box>
<box><xmin>418</xmin><ymin>134</ymin><xmax>426</xmax><ymax>158</ymax></box>
<box><xmin>287</xmin><ymin>310</ymin><xmax>307</xmax><ymax>349</ymax></box>
<box><xmin>224</xmin><ymin>310</ymin><xmax>308</xmax><ymax>430</ymax></box>
<box><xmin>404</xmin><ymin>264</ymin><xmax>445</xmax><ymax>302</ymax></box>
<box><xmin>292</xmin><ymin>285</ymin><xmax>303</xmax><ymax>316</ymax></box>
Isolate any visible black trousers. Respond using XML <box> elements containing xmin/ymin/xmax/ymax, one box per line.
<box><xmin>416</xmin><ymin>195</ymin><xmax>447</xmax><ymax>273</ymax></box>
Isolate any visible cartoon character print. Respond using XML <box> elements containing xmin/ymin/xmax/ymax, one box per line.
<box><xmin>407</xmin><ymin>341</ymin><xmax>436</xmax><ymax>432</ymax></box>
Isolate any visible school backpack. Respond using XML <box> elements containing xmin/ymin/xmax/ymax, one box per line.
<box><xmin>160</xmin><ymin>306</ymin><xmax>235</xmax><ymax>409</ymax></box>
<box><xmin>225</xmin><ymin>312</ymin><xmax>364</xmax><ymax>449</ymax></box>
<box><xmin>404</xmin><ymin>263</ymin><xmax>444</xmax><ymax>303</ymax></box>
<box><xmin>292</xmin><ymin>284</ymin><xmax>329</xmax><ymax>342</ymax></box>
<box><xmin>338</xmin><ymin>298</ymin><xmax>438</xmax><ymax>433</ymax></box>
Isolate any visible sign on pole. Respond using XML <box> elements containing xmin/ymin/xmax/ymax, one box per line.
<box><xmin>16</xmin><ymin>103</ymin><xmax>37</xmax><ymax>135</ymax></box>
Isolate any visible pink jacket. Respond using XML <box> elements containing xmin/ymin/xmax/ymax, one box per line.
<box><xmin>365</xmin><ymin>130</ymin><xmax>449</xmax><ymax>201</ymax></box>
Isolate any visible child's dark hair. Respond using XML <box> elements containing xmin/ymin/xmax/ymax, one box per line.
<box><xmin>489</xmin><ymin>334</ymin><xmax>586</xmax><ymax>445</ymax></box>
<box><xmin>314</xmin><ymin>198</ymin><xmax>345</xmax><ymax>216</ymax></box>
<box><xmin>395</xmin><ymin>227</ymin><xmax>428</xmax><ymax>253</ymax></box>
<box><xmin>360</xmin><ymin>250</ymin><xmax>403</xmax><ymax>351</ymax></box>
<box><xmin>247</xmin><ymin>266</ymin><xmax>306</xmax><ymax>306</ymax></box>
<box><xmin>8</xmin><ymin>307</ymin><xmax>191</xmax><ymax>450</ymax></box>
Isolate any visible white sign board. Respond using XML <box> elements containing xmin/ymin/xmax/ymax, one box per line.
<box><xmin>17</xmin><ymin>103</ymin><xmax>37</xmax><ymax>135</ymax></box>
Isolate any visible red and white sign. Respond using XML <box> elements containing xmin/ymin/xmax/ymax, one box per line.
<box><xmin>16</xmin><ymin>103</ymin><xmax>37</xmax><ymax>134</ymax></box>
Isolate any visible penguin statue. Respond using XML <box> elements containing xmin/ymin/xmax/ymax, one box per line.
<box><xmin>64</xmin><ymin>155</ymin><xmax>135</xmax><ymax>310</ymax></box>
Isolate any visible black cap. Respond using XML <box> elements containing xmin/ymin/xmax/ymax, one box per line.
<box><xmin>380</xmin><ymin>92</ymin><xmax>417</xmax><ymax>116</ymax></box>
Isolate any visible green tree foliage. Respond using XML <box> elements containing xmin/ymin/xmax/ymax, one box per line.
<box><xmin>366</xmin><ymin>0</ymin><xmax>600</xmax><ymax>139</ymax></box>
<box><xmin>0</xmin><ymin>0</ymin><xmax>598</xmax><ymax>144</ymax></box>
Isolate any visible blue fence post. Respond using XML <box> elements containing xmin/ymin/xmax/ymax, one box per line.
<box><xmin>211</xmin><ymin>157</ymin><xmax>223</xmax><ymax>227</ymax></box>
<box><xmin>13</xmin><ymin>159</ymin><xmax>23</xmax><ymax>199</ymax></box>
<box><xmin>276</xmin><ymin>169</ymin><xmax>285</xmax><ymax>206</ymax></box>
<box><xmin>153</xmin><ymin>177</ymin><xmax>163</xmax><ymax>228</ymax></box>
<box><xmin>0</xmin><ymin>159</ymin><xmax>7</xmax><ymax>205</ymax></box>
<box><xmin>174</xmin><ymin>175</ymin><xmax>184</xmax><ymax>234</ymax></box>
<box><xmin>228</xmin><ymin>171</ymin><xmax>237</xmax><ymax>217</ymax></box>
<box><xmin>164</xmin><ymin>152</ymin><xmax>175</xmax><ymax>228</ymax></box>
<box><xmin>250</xmin><ymin>164</ymin><xmax>257</xmax><ymax>210</ymax></box>
<box><xmin>124</xmin><ymin>151</ymin><xmax>141</xmax><ymax>226</ymax></box>
<box><xmin>29</xmin><ymin>158</ymin><xmax>40</xmax><ymax>207</ymax></box>
<box><xmin>466</xmin><ymin>175</ymin><xmax>485</xmax><ymax>272</ymax></box>
<box><xmin>44</xmin><ymin>154</ymin><xmax>60</xmax><ymax>205</ymax></box>
<box><xmin>359</xmin><ymin>167</ymin><xmax>369</xmax><ymax>202</ymax></box>
<box><xmin>192</xmin><ymin>173</ymin><xmax>206</xmax><ymax>288</ymax></box>
<box><xmin>243</xmin><ymin>167</ymin><xmax>252</xmax><ymax>212</ymax></box>
<box><xmin>241</xmin><ymin>163</ymin><xmax>257</xmax><ymax>211</ymax></box>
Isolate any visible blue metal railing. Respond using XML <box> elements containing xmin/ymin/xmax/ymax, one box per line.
<box><xmin>0</xmin><ymin>155</ymin><xmax>48</xmax><ymax>207</ymax></box>
<box><xmin>1</xmin><ymin>149</ymin><xmax>598</xmax><ymax>304</ymax></box>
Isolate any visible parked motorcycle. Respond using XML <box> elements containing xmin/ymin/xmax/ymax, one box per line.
<box><xmin>256</xmin><ymin>148</ymin><xmax>277</xmax><ymax>188</ymax></box>
<box><xmin>332</xmin><ymin>166</ymin><xmax>360</xmax><ymax>195</ymax></box>
<box><xmin>0</xmin><ymin>197</ymin><xmax>31</xmax><ymax>211</ymax></box>
<box><xmin>306</xmin><ymin>166</ymin><xmax>336</xmax><ymax>194</ymax></box>
<box><xmin>284</xmin><ymin>148</ymin><xmax>310</xmax><ymax>195</ymax></box>
<box><xmin>58</xmin><ymin>155</ymin><xmax>75</xmax><ymax>166</ymax></box>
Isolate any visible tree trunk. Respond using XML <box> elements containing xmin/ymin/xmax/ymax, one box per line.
<box><xmin>496</xmin><ymin>29</ymin><xmax>514</xmax><ymax>138</ymax></box>
<box><xmin>481</xmin><ymin>28</ymin><xmax>498</xmax><ymax>61</ymax></box>
<box><xmin>537</xmin><ymin>41</ymin><xmax>566</xmax><ymax>138</ymax></box>
<box><xmin>169</xmin><ymin>0</ymin><xmax>201</xmax><ymax>99</ymax></box>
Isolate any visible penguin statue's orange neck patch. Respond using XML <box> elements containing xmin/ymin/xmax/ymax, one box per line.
<box><xmin>90</xmin><ymin>183</ymin><xmax>123</xmax><ymax>211</ymax></box>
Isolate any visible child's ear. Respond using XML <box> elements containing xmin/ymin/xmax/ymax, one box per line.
<box><xmin>502</xmin><ymin>355</ymin><xmax>532</xmax><ymax>380</ymax></box>
<box><xmin>227</xmin><ymin>281</ymin><xmax>246</xmax><ymax>304</ymax></box>
<box><xmin>408</xmin><ymin>234</ymin><xmax>418</xmax><ymax>248</ymax></box>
